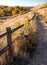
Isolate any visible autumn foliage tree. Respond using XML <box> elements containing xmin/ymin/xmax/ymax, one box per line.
<box><xmin>12</xmin><ymin>9</ymin><xmax>16</xmax><ymax>15</ymax></box>
<box><xmin>12</xmin><ymin>6</ymin><xmax>19</xmax><ymax>15</ymax></box>
<box><xmin>0</xmin><ymin>9</ymin><xmax>4</xmax><ymax>16</ymax></box>
<box><xmin>6</xmin><ymin>6</ymin><xmax>12</xmax><ymax>12</ymax></box>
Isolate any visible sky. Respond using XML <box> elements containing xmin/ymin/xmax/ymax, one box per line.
<box><xmin>0</xmin><ymin>0</ymin><xmax>47</xmax><ymax>6</ymax></box>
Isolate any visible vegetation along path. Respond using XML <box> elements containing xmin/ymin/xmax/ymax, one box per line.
<box><xmin>28</xmin><ymin>14</ymin><xmax>47</xmax><ymax>65</ymax></box>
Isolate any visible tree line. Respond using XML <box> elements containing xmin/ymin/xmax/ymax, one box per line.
<box><xmin>0</xmin><ymin>6</ymin><xmax>30</xmax><ymax>17</ymax></box>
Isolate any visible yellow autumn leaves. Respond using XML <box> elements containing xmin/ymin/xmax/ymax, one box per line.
<box><xmin>13</xmin><ymin>19</ymin><xmax>29</xmax><ymax>27</ymax></box>
<box><xmin>0</xmin><ymin>6</ymin><xmax>28</xmax><ymax>16</ymax></box>
<box><xmin>12</xmin><ymin>19</ymin><xmax>29</xmax><ymax>40</ymax></box>
<box><xmin>24</xmin><ymin>19</ymin><xmax>29</xmax><ymax>27</ymax></box>
<box><xmin>0</xmin><ymin>9</ymin><xmax>4</xmax><ymax>16</ymax></box>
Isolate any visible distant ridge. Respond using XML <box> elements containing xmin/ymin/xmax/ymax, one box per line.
<box><xmin>32</xmin><ymin>2</ymin><xmax>47</xmax><ymax>11</ymax></box>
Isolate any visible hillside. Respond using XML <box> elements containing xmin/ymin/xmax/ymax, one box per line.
<box><xmin>32</xmin><ymin>2</ymin><xmax>47</xmax><ymax>11</ymax></box>
<box><xmin>0</xmin><ymin>2</ymin><xmax>47</xmax><ymax>65</ymax></box>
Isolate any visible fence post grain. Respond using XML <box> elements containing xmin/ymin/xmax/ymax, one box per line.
<box><xmin>6</xmin><ymin>27</ymin><xmax>13</xmax><ymax>57</ymax></box>
<box><xmin>5</xmin><ymin>27</ymin><xmax>13</xmax><ymax>64</ymax></box>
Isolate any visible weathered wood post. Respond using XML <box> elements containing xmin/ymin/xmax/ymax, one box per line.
<box><xmin>5</xmin><ymin>27</ymin><xmax>13</xmax><ymax>65</ymax></box>
<box><xmin>6</xmin><ymin>27</ymin><xmax>13</xmax><ymax>64</ymax></box>
<box><xmin>6</xmin><ymin>27</ymin><xmax>13</xmax><ymax>57</ymax></box>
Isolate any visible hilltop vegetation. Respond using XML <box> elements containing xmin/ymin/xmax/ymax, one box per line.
<box><xmin>32</xmin><ymin>2</ymin><xmax>47</xmax><ymax>11</ymax></box>
<box><xmin>32</xmin><ymin>2</ymin><xmax>47</xmax><ymax>23</ymax></box>
<box><xmin>0</xmin><ymin>2</ymin><xmax>47</xmax><ymax>17</ymax></box>
<box><xmin>0</xmin><ymin>6</ymin><xmax>31</xmax><ymax>17</ymax></box>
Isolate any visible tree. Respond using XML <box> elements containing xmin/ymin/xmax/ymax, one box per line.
<box><xmin>6</xmin><ymin>6</ymin><xmax>12</xmax><ymax>12</ymax></box>
<box><xmin>11</xmin><ymin>9</ymin><xmax>16</xmax><ymax>15</ymax></box>
<box><xmin>0</xmin><ymin>9</ymin><xmax>4</xmax><ymax>16</ymax></box>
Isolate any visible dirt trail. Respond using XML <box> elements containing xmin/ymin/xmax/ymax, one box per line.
<box><xmin>28</xmin><ymin>15</ymin><xmax>47</xmax><ymax>65</ymax></box>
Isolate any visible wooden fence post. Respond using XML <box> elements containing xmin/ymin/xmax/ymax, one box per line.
<box><xmin>6</xmin><ymin>27</ymin><xmax>13</xmax><ymax>57</ymax></box>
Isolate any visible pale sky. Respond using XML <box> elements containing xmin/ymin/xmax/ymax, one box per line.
<box><xmin>0</xmin><ymin>0</ymin><xmax>47</xmax><ymax>6</ymax></box>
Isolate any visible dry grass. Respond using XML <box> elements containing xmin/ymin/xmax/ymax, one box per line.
<box><xmin>0</xmin><ymin>19</ymin><xmax>38</xmax><ymax>65</ymax></box>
